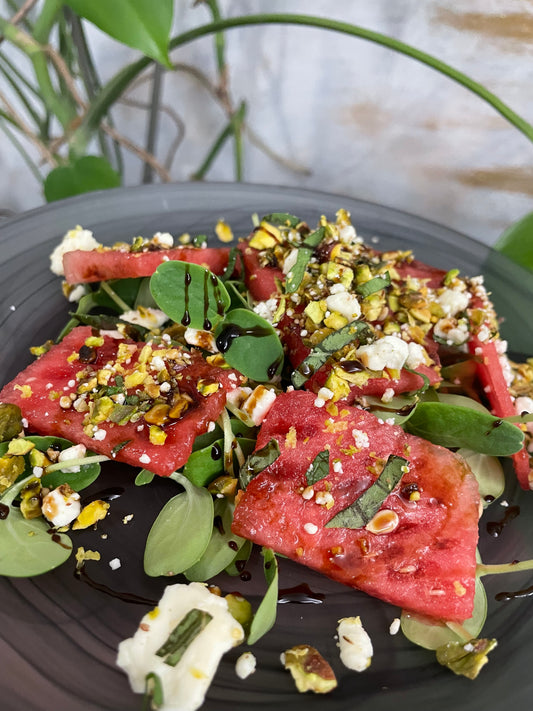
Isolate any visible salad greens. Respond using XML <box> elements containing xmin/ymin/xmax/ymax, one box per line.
<box><xmin>1</xmin><ymin>208</ymin><xmax>533</xmax><ymax>709</ymax></box>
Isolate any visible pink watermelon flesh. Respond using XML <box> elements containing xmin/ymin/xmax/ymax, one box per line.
<box><xmin>232</xmin><ymin>390</ymin><xmax>480</xmax><ymax>621</ymax></box>
<box><xmin>0</xmin><ymin>326</ymin><xmax>242</xmax><ymax>476</ymax></box>
<box><xmin>63</xmin><ymin>246</ymin><xmax>233</xmax><ymax>284</ymax></box>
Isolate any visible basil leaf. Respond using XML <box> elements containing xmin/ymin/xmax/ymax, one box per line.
<box><xmin>0</xmin><ymin>474</ymin><xmax>72</xmax><ymax>577</ymax></box>
<box><xmin>355</xmin><ymin>272</ymin><xmax>391</xmax><ymax>298</ymax></box>
<box><xmin>305</xmin><ymin>450</ymin><xmax>330</xmax><ymax>486</ymax></box>
<box><xmin>285</xmin><ymin>226</ymin><xmax>326</xmax><ymax>293</ymax></box>
<box><xmin>405</xmin><ymin>402</ymin><xmax>524</xmax><ymax>456</ymax></box>
<box><xmin>261</xmin><ymin>213</ymin><xmax>300</xmax><ymax>228</ymax></box>
<box><xmin>143</xmin><ymin>472</ymin><xmax>214</xmax><ymax>577</ymax></box>
<box><xmin>184</xmin><ymin>498</ymin><xmax>247</xmax><ymax>582</ymax></box>
<box><xmin>239</xmin><ymin>438</ymin><xmax>281</xmax><ymax>490</ymax></box>
<box><xmin>326</xmin><ymin>455</ymin><xmax>408</xmax><ymax>529</ymax></box>
<box><xmin>215</xmin><ymin>308</ymin><xmax>284</xmax><ymax>382</ymax></box>
<box><xmin>248</xmin><ymin>548</ymin><xmax>279</xmax><ymax>645</ymax></box>
<box><xmin>150</xmin><ymin>261</ymin><xmax>231</xmax><ymax>331</ymax></box>
<box><xmin>291</xmin><ymin>320</ymin><xmax>374</xmax><ymax>388</ymax></box>
<box><xmin>220</xmin><ymin>247</ymin><xmax>240</xmax><ymax>282</ymax></box>
<box><xmin>156</xmin><ymin>608</ymin><xmax>213</xmax><ymax>666</ymax></box>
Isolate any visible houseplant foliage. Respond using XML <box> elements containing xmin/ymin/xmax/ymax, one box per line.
<box><xmin>0</xmin><ymin>0</ymin><xmax>532</xmax><ymax>265</ymax></box>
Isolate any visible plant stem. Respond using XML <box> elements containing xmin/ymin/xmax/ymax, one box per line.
<box><xmin>477</xmin><ymin>559</ymin><xmax>533</xmax><ymax>576</ymax></box>
<box><xmin>231</xmin><ymin>101</ymin><xmax>246</xmax><ymax>181</ymax></box>
<box><xmin>190</xmin><ymin>117</ymin><xmax>234</xmax><ymax>180</ymax></box>
<box><xmin>71</xmin><ymin>13</ymin><xmax>533</xmax><ymax>157</ymax></box>
<box><xmin>142</xmin><ymin>64</ymin><xmax>163</xmax><ymax>184</ymax></box>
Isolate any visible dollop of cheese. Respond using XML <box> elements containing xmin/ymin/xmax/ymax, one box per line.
<box><xmin>50</xmin><ymin>225</ymin><xmax>101</xmax><ymax>276</ymax></box>
<box><xmin>117</xmin><ymin>583</ymin><xmax>244</xmax><ymax>711</ymax></box>
<box><xmin>356</xmin><ymin>335</ymin><xmax>408</xmax><ymax>372</ymax></box>
<box><xmin>336</xmin><ymin>616</ymin><xmax>373</xmax><ymax>672</ymax></box>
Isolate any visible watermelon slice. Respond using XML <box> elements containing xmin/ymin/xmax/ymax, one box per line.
<box><xmin>63</xmin><ymin>246</ymin><xmax>233</xmax><ymax>284</ymax></box>
<box><xmin>232</xmin><ymin>391</ymin><xmax>480</xmax><ymax>621</ymax></box>
<box><xmin>0</xmin><ymin>326</ymin><xmax>243</xmax><ymax>476</ymax></box>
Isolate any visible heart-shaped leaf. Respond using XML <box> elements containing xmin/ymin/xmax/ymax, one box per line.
<box><xmin>44</xmin><ymin>156</ymin><xmax>120</xmax><ymax>202</ymax></box>
<box><xmin>64</xmin><ymin>0</ymin><xmax>173</xmax><ymax>67</ymax></box>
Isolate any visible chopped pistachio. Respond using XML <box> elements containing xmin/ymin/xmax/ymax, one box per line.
<box><xmin>0</xmin><ymin>403</ymin><xmax>23</xmax><ymax>442</ymax></box>
<box><xmin>282</xmin><ymin>644</ymin><xmax>337</xmax><ymax>694</ymax></box>
<box><xmin>436</xmin><ymin>638</ymin><xmax>497</xmax><ymax>680</ymax></box>
<box><xmin>0</xmin><ymin>455</ymin><xmax>25</xmax><ymax>493</ymax></box>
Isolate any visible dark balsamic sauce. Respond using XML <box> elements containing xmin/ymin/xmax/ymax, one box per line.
<box><xmin>278</xmin><ymin>583</ymin><xmax>325</xmax><ymax>604</ymax></box>
<box><xmin>239</xmin><ymin>570</ymin><xmax>251</xmax><ymax>582</ymax></box>
<box><xmin>210</xmin><ymin>443</ymin><xmax>222</xmax><ymax>461</ymax></box>
<box><xmin>0</xmin><ymin>503</ymin><xmax>9</xmax><ymax>519</ymax></box>
<box><xmin>486</xmin><ymin>505</ymin><xmax>520</xmax><ymax>537</ymax></box>
<box><xmin>215</xmin><ymin>324</ymin><xmax>272</xmax><ymax>354</ymax></box>
<box><xmin>75</xmin><ymin>564</ymin><xmax>157</xmax><ymax>606</ymax></box>
<box><xmin>227</xmin><ymin>540</ymin><xmax>239</xmax><ymax>551</ymax></box>
<box><xmin>82</xmin><ymin>486</ymin><xmax>125</xmax><ymax>506</ymax></box>
<box><xmin>181</xmin><ymin>265</ymin><xmax>191</xmax><ymax>326</ymax></box>
<box><xmin>495</xmin><ymin>584</ymin><xmax>533</xmax><ymax>602</ymax></box>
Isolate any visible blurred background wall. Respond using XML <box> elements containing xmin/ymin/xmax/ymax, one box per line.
<box><xmin>0</xmin><ymin>0</ymin><xmax>532</xmax><ymax>245</ymax></box>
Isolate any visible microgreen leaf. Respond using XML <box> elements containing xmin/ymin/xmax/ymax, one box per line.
<box><xmin>285</xmin><ymin>226</ymin><xmax>326</xmax><ymax>293</ymax></box>
<box><xmin>291</xmin><ymin>321</ymin><xmax>374</xmax><ymax>388</ymax></box>
<box><xmin>456</xmin><ymin>449</ymin><xmax>505</xmax><ymax>506</ymax></box>
<box><xmin>184</xmin><ymin>498</ymin><xmax>247</xmax><ymax>581</ymax></box>
<box><xmin>305</xmin><ymin>450</ymin><xmax>329</xmax><ymax>486</ymax></box>
<box><xmin>214</xmin><ymin>308</ymin><xmax>284</xmax><ymax>382</ymax></box>
<box><xmin>135</xmin><ymin>469</ymin><xmax>155</xmax><ymax>486</ymax></box>
<box><xmin>150</xmin><ymin>261</ymin><xmax>231</xmax><ymax>330</ymax></box>
<box><xmin>0</xmin><ymin>474</ymin><xmax>72</xmax><ymax>577</ymax></box>
<box><xmin>143</xmin><ymin>673</ymin><xmax>164</xmax><ymax>710</ymax></box>
<box><xmin>247</xmin><ymin>547</ymin><xmax>279</xmax><ymax>645</ymax></box>
<box><xmin>405</xmin><ymin>402</ymin><xmax>524</xmax><ymax>456</ymax></box>
<box><xmin>261</xmin><ymin>213</ymin><xmax>300</xmax><ymax>228</ymax></box>
<box><xmin>225</xmin><ymin>538</ymin><xmax>253</xmax><ymax>576</ymax></box>
<box><xmin>326</xmin><ymin>455</ymin><xmax>408</xmax><ymax>529</ymax></box>
<box><xmin>239</xmin><ymin>438</ymin><xmax>280</xmax><ymax>490</ymax></box>
<box><xmin>355</xmin><ymin>272</ymin><xmax>391</xmax><ymax>298</ymax></box>
<box><xmin>143</xmin><ymin>472</ymin><xmax>214</xmax><ymax>577</ymax></box>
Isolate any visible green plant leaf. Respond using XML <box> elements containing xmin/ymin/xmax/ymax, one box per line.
<box><xmin>248</xmin><ymin>547</ymin><xmax>279</xmax><ymax>645</ymax></box>
<box><xmin>285</xmin><ymin>226</ymin><xmax>326</xmax><ymax>293</ymax></box>
<box><xmin>150</xmin><ymin>261</ymin><xmax>231</xmax><ymax>331</ymax></box>
<box><xmin>184</xmin><ymin>498</ymin><xmax>247</xmax><ymax>582</ymax></box>
<box><xmin>305</xmin><ymin>450</ymin><xmax>330</xmax><ymax>486</ymax></box>
<box><xmin>239</xmin><ymin>438</ymin><xmax>280</xmax><ymax>490</ymax></box>
<box><xmin>44</xmin><ymin>156</ymin><xmax>120</xmax><ymax>202</ymax></box>
<box><xmin>326</xmin><ymin>455</ymin><xmax>408</xmax><ymax>529</ymax></box>
<box><xmin>456</xmin><ymin>449</ymin><xmax>505</xmax><ymax>507</ymax></box>
<box><xmin>401</xmin><ymin>575</ymin><xmax>487</xmax><ymax>650</ymax></box>
<box><xmin>64</xmin><ymin>0</ymin><xmax>173</xmax><ymax>67</ymax></box>
<box><xmin>143</xmin><ymin>472</ymin><xmax>214</xmax><ymax>577</ymax></box>
<box><xmin>261</xmin><ymin>212</ymin><xmax>300</xmax><ymax>228</ymax></box>
<box><xmin>214</xmin><ymin>308</ymin><xmax>284</xmax><ymax>382</ymax></box>
<box><xmin>494</xmin><ymin>212</ymin><xmax>533</xmax><ymax>271</ymax></box>
<box><xmin>405</xmin><ymin>402</ymin><xmax>524</xmax><ymax>456</ymax></box>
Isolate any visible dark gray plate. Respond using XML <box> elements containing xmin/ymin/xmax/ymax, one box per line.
<box><xmin>1</xmin><ymin>183</ymin><xmax>532</xmax><ymax>711</ymax></box>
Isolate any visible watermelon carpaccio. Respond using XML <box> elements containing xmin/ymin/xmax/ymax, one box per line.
<box><xmin>232</xmin><ymin>391</ymin><xmax>480</xmax><ymax>622</ymax></box>
<box><xmin>239</xmin><ymin>213</ymin><xmax>533</xmax><ymax>485</ymax></box>
<box><xmin>0</xmin><ymin>326</ymin><xmax>244</xmax><ymax>476</ymax></box>
<box><xmin>63</xmin><ymin>245</ymin><xmax>233</xmax><ymax>283</ymax></box>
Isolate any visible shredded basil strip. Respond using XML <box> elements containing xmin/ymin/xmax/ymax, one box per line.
<box><xmin>143</xmin><ymin>673</ymin><xmax>164</xmax><ymax>710</ymax></box>
<box><xmin>261</xmin><ymin>212</ymin><xmax>300</xmax><ymax>227</ymax></box>
<box><xmin>305</xmin><ymin>450</ymin><xmax>330</xmax><ymax>486</ymax></box>
<box><xmin>291</xmin><ymin>320</ymin><xmax>374</xmax><ymax>389</ymax></box>
<box><xmin>326</xmin><ymin>455</ymin><xmax>409</xmax><ymax>529</ymax></box>
<box><xmin>220</xmin><ymin>246</ymin><xmax>240</xmax><ymax>282</ymax></box>
<box><xmin>355</xmin><ymin>272</ymin><xmax>391</xmax><ymax>298</ymax></box>
<box><xmin>155</xmin><ymin>608</ymin><xmax>213</xmax><ymax>667</ymax></box>
<box><xmin>239</xmin><ymin>438</ymin><xmax>281</xmax><ymax>490</ymax></box>
<box><xmin>285</xmin><ymin>226</ymin><xmax>326</xmax><ymax>294</ymax></box>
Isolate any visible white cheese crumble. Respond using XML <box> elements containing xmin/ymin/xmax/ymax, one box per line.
<box><xmin>436</xmin><ymin>288</ymin><xmax>470</xmax><ymax>317</ymax></box>
<box><xmin>325</xmin><ymin>290</ymin><xmax>361</xmax><ymax>322</ymax></box>
<box><xmin>152</xmin><ymin>231</ymin><xmax>174</xmax><ymax>248</ymax></box>
<box><xmin>57</xmin><ymin>443</ymin><xmax>87</xmax><ymax>473</ymax></box>
<box><xmin>41</xmin><ymin>486</ymin><xmax>81</xmax><ymax>527</ymax></box>
<box><xmin>240</xmin><ymin>386</ymin><xmax>277</xmax><ymax>426</ymax></box>
<box><xmin>120</xmin><ymin>307</ymin><xmax>168</xmax><ymax>330</ymax></box>
<box><xmin>49</xmin><ymin>225</ymin><xmax>101</xmax><ymax>276</ymax></box>
<box><xmin>282</xmin><ymin>248</ymin><xmax>299</xmax><ymax>275</ymax></box>
<box><xmin>352</xmin><ymin>429</ymin><xmax>370</xmax><ymax>449</ymax></box>
<box><xmin>356</xmin><ymin>335</ymin><xmax>408</xmax><ymax>372</ymax></box>
<box><xmin>184</xmin><ymin>328</ymin><xmax>219</xmax><ymax>353</ymax></box>
<box><xmin>117</xmin><ymin>583</ymin><xmax>244</xmax><ymax>711</ymax></box>
<box><xmin>253</xmin><ymin>298</ymin><xmax>279</xmax><ymax>324</ymax></box>
<box><xmin>235</xmin><ymin>651</ymin><xmax>257</xmax><ymax>679</ymax></box>
<box><xmin>389</xmin><ymin>618</ymin><xmax>401</xmax><ymax>635</ymax></box>
<box><xmin>336</xmin><ymin>617</ymin><xmax>373</xmax><ymax>671</ymax></box>
<box><xmin>109</xmin><ymin>558</ymin><xmax>122</xmax><ymax>570</ymax></box>
<box><xmin>406</xmin><ymin>342</ymin><xmax>427</xmax><ymax>369</ymax></box>
<box><xmin>139</xmin><ymin>454</ymin><xmax>151</xmax><ymax>465</ymax></box>
<box><xmin>303</xmin><ymin>522</ymin><xmax>318</xmax><ymax>535</ymax></box>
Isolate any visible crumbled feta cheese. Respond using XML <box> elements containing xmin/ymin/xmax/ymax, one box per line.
<box><xmin>356</xmin><ymin>335</ymin><xmax>408</xmax><ymax>372</ymax></box>
<box><xmin>109</xmin><ymin>558</ymin><xmax>122</xmax><ymax>570</ymax></box>
<box><xmin>338</xmin><ymin>224</ymin><xmax>358</xmax><ymax>244</ymax></box>
<box><xmin>235</xmin><ymin>651</ymin><xmax>257</xmax><ymax>679</ymax></box>
<box><xmin>152</xmin><ymin>231</ymin><xmax>174</xmax><ymax>248</ymax></box>
<box><xmin>433</xmin><ymin>318</ymin><xmax>469</xmax><ymax>346</ymax></box>
<box><xmin>184</xmin><ymin>328</ymin><xmax>219</xmax><ymax>353</ymax></box>
<box><xmin>325</xmin><ymin>291</ymin><xmax>361</xmax><ymax>322</ymax></box>
<box><xmin>389</xmin><ymin>618</ymin><xmax>401</xmax><ymax>635</ymax></box>
<box><xmin>42</xmin><ymin>485</ymin><xmax>81</xmax><ymax>527</ymax></box>
<box><xmin>253</xmin><ymin>298</ymin><xmax>279</xmax><ymax>324</ymax></box>
<box><xmin>436</xmin><ymin>288</ymin><xmax>470</xmax><ymax>317</ymax></box>
<box><xmin>67</xmin><ymin>284</ymin><xmax>88</xmax><ymax>302</ymax></box>
<box><xmin>303</xmin><ymin>522</ymin><xmax>318</xmax><ymax>535</ymax></box>
<box><xmin>336</xmin><ymin>617</ymin><xmax>373</xmax><ymax>671</ymax></box>
<box><xmin>117</xmin><ymin>582</ymin><xmax>244</xmax><ymax>711</ymax></box>
<box><xmin>352</xmin><ymin>429</ymin><xmax>370</xmax><ymax>449</ymax></box>
<box><xmin>57</xmin><ymin>443</ymin><xmax>87</xmax><ymax>473</ymax></box>
<box><xmin>406</xmin><ymin>342</ymin><xmax>427</xmax><ymax>369</ymax></box>
<box><xmin>282</xmin><ymin>248</ymin><xmax>299</xmax><ymax>275</ymax></box>
<box><xmin>240</xmin><ymin>386</ymin><xmax>277</xmax><ymax>426</ymax></box>
<box><xmin>120</xmin><ymin>307</ymin><xmax>168</xmax><ymax>330</ymax></box>
<box><xmin>381</xmin><ymin>388</ymin><xmax>395</xmax><ymax>403</ymax></box>
<box><xmin>50</xmin><ymin>225</ymin><xmax>101</xmax><ymax>276</ymax></box>
<box><xmin>139</xmin><ymin>454</ymin><xmax>151</xmax><ymax>465</ymax></box>
<box><xmin>93</xmin><ymin>428</ymin><xmax>107</xmax><ymax>441</ymax></box>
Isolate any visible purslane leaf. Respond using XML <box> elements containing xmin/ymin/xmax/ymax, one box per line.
<box><xmin>247</xmin><ymin>547</ymin><xmax>279</xmax><ymax>645</ymax></box>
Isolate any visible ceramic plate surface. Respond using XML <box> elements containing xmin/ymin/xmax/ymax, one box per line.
<box><xmin>1</xmin><ymin>183</ymin><xmax>533</xmax><ymax>711</ymax></box>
